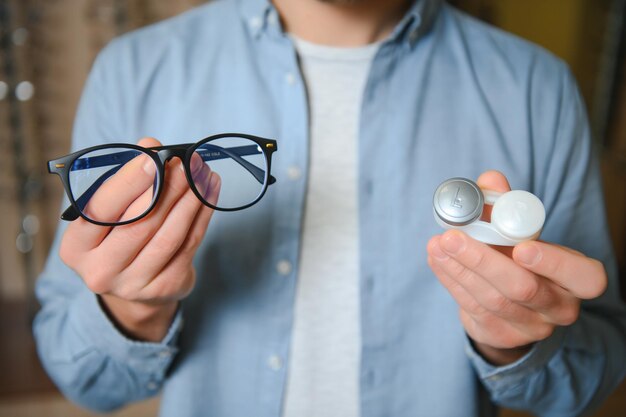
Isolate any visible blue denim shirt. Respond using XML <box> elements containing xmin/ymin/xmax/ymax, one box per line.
<box><xmin>34</xmin><ymin>0</ymin><xmax>626</xmax><ymax>416</ymax></box>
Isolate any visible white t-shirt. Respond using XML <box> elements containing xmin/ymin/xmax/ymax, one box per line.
<box><xmin>282</xmin><ymin>36</ymin><xmax>380</xmax><ymax>417</ymax></box>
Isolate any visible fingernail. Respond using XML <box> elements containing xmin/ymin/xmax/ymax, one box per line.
<box><xmin>143</xmin><ymin>157</ymin><xmax>156</xmax><ymax>175</ymax></box>
<box><xmin>206</xmin><ymin>172</ymin><xmax>220</xmax><ymax>200</ymax></box>
<box><xmin>210</xmin><ymin>172</ymin><xmax>220</xmax><ymax>191</ymax></box>
<box><xmin>191</xmin><ymin>166</ymin><xmax>207</xmax><ymax>194</ymax></box>
<box><xmin>202</xmin><ymin>171</ymin><xmax>212</xmax><ymax>196</ymax></box>
<box><xmin>190</xmin><ymin>153</ymin><xmax>203</xmax><ymax>175</ymax></box>
<box><xmin>442</xmin><ymin>232</ymin><xmax>465</xmax><ymax>255</ymax></box>
<box><xmin>431</xmin><ymin>243</ymin><xmax>449</xmax><ymax>261</ymax></box>
<box><xmin>516</xmin><ymin>244</ymin><xmax>541</xmax><ymax>266</ymax></box>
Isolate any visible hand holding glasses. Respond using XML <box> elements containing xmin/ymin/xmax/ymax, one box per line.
<box><xmin>48</xmin><ymin>133</ymin><xmax>278</xmax><ymax>226</ymax></box>
<box><xmin>48</xmin><ymin>134</ymin><xmax>277</xmax><ymax>342</ymax></box>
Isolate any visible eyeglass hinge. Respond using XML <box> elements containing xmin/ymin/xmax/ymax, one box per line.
<box><xmin>55</xmin><ymin>163</ymin><xmax>65</xmax><ymax>168</ymax></box>
<box><xmin>265</xmin><ymin>143</ymin><xmax>275</xmax><ymax>149</ymax></box>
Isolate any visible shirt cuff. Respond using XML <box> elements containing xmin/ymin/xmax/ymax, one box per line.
<box><xmin>68</xmin><ymin>289</ymin><xmax>183</xmax><ymax>375</ymax></box>
<box><xmin>465</xmin><ymin>326</ymin><xmax>567</xmax><ymax>393</ymax></box>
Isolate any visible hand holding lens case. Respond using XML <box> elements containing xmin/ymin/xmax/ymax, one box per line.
<box><xmin>433</xmin><ymin>178</ymin><xmax>545</xmax><ymax>246</ymax></box>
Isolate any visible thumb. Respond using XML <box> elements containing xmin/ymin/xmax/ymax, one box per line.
<box><xmin>476</xmin><ymin>170</ymin><xmax>511</xmax><ymax>194</ymax></box>
<box><xmin>137</xmin><ymin>136</ymin><xmax>162</xmax><ymax>148</ymax></box>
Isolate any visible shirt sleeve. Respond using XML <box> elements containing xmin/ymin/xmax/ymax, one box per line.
<box><xmin>466</xmin><ymin>63</ymin><xmax>626</xmax><ymax>416</ymax></box>
<box><xmin>33</xmin><ymin>39</ymin><xmax>183</xmax><ymax>413</ymax></box>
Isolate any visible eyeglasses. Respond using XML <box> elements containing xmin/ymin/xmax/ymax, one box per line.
<box><xmin>48</xmin><ymin>133</ymin><xmax>278</xmax><ymax>226</ymax></box>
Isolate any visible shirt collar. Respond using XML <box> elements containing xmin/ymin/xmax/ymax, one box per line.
<box><xmin>390</xmin><ymin>0</ymin><xmax>442</xmax><ymax>47</ymax></box>
<box><xmin>236</xmin><ymin>0</ymin><xmax>442</xmax><ymax>46</ymax></box>
<box><xmin>236</xmin><ymin>0</ymin><xmax>274</xmax><ymax>38</ymax></box>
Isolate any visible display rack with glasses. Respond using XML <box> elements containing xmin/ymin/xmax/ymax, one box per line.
<box><xmin>0</xmin><ymin>0</ymin><xmax>213</xmax><ymax>303</ymax></box>
<box><xmin>0</xmin><ymin>0</ymin><xmax>214</xmax><ymax>399</ymax></box>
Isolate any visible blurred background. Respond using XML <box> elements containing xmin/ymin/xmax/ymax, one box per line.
<box><xmin>0</xmin><ymin>0</ymin><xmax>624</xmax><ymax>416</ymax></box>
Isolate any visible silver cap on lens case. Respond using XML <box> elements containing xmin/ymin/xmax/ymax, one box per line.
<box><xmin>433</xmin><ymin>178</ymin><xmax>483</xmax><ymax>226</ymax></box>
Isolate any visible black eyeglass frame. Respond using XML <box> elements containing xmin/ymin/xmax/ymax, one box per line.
<box><xmin>47</xmin><ymin>133</ymin><xmax>278</xmax><ymax>226</ymax></box>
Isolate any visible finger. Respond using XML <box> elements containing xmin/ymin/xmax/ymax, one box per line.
<box><xmin>60</xmin><ymin>137</ymin><xmax>161</xmax><ymax>263</ymax></box>
<box><xmin>93</xmin><ymin>157</ymin><xmax>193</xmax><ymax>276</ymax></box>
<box><xmin>437</xmin><ymin>230</ymin><xmax>578</xmax><ymax>324</ymax></box>
<box><xmin>135</xmin><ymin>172</ymin><xmax>220</xmax><ymax>301</ymax></box>
<box><xmin>430</xmin><ymin>247</ymin><xmax>556</xmax><ymax>345</ymax></box>
<box><xmin>65</xmin><ymin>138</ymin><xmax>161</xmax><ymax>247</ymax></box>
<box><xmin>139</xmin><ymin>199</ymin><xmax>217</xmax><ymax>301</ymax></box>
<box><xmin>203</xmin><ymin>171</ymin><xmax>221</xmax><ymax>204</ymax></box>
<box><xmin>428</xmin><ymin>252</ymin><xmax>489</xmax><ymax>318</ymax></box>
<box><xmin>180</xmin><ymin>198</ymin><xmax>216</xmax><ymax>255</ymax></box>
<box><xmin>192</xmin><ymin>160</ymin><xmax>221</xmax><ymax>204</ymax></box>
<box><xmin>475</xmin><ymin>170</ymin><xmax>515</xmax><ymax>255</ymax></box>
<box><xmin>119</xmin><ymin>164</ymin><xmax>214</xmax><ymax>290</ymax></box>
<box><xmin>83</xmin><ymin>137</ymin><xmax>161</xmax><ymax>224</ymax></box>
<box><xmin>458</xmin><ymin>308</ymin><xmax>552</xmax><ymax>349</ymax></box>
<box><xmin>440</xmin><ymin>230</ymin><xmax>540</xmax><ymax>303</ymax></box>
<box><xmin>158</xmin><ymin>169</ymin><xmax>220</xmax><ymax>257</ymax></box>
<box><xmin>119</xmin><ymin>186</ymin><xmax>156</xmax><ymax>222</ymax></box>
<box><xmin>429</xmin><ymin>235</ymin><xmax>542</xmax><ymax>324</ymax></box>
<box><xmin>513</xmin><ymin>241</ymin><xmax>608</xmax><ymax>299</ymax></box>
<box><xmin>476</xmin><ymin>170</ymin><xmax>511</xmax><ymax>193</ymax></box>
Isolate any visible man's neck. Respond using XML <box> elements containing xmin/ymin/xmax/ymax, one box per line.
<box><xmin>272</xmin><ymin>0</ymin><xmax>414</xmax><ymax>47</ymax></box>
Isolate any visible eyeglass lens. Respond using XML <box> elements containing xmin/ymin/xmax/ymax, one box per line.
<box><xmin>190</xmin><ymin>136</ymin><xmax>267</xmax><ymax>210</ymax></box>
<box><xmin>68</xmin><ymin>147</ymin><xmax>159</xmax><ymax>224</ymax></box>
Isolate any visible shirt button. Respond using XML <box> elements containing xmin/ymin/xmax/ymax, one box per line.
<box><xmin>146</xmin><ymin>381</ymin><xmax>158</xmax><ymax>391</ymax></box>
<box><xmin>158</xmin><ymin>350</ymin><xmax>172</xmax><ymax>359</ymax></box>
<box><xmin>249</xmin><ymin>16</ymin><xmax>262</xmax><ymax>30</ymax></box>
<box><xmin>287</xmin><ymin>165</ymin><xmax>301</xmax><ymax>180</ymax></box>
<box><xmin>285</xmin><ymin>72</ymin><xmax>296</xmax><ymax>85</ymax></box>
<box><xmin>276</xmin><ymin>260</ymin><xmax>292</xmax><ymax>276</ymax></box>
<box><xmin>268</xmin><ymin>355</ymin><xmax>283</xmax><ymax>371</ymax></box>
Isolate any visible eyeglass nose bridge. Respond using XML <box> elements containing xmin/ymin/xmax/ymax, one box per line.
<box><xmin>150</xmin><ymin>145</ymin><xmax>190</xmax><ymax>164</ymax></box>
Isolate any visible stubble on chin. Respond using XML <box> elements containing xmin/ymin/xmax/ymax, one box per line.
<box><xmin>315</xmin><ymin>0</ymin><xmax>365</xmax><ymax>5</ymax></box>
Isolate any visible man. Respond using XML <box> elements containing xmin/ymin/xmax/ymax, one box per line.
<box><xmin>34</xmin><ymin>0</ymin><xmax>626</xmax><ymax>416</ymax></box>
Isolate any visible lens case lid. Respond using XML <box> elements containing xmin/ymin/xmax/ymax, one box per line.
<box><xmin>433</xmin><ymin>178</ymin><xmax>484</xmax><ymax>226</ymax></box>
<box><xmin>491</xmin><ymin>190</ymin><xmax>545</xmax><ymax>240</ymax></box>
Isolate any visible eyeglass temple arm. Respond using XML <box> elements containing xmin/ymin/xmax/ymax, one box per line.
<box><xmin>195</xmin><ymin>144</ymin><xmax>276</xmax><ymax>185</ymax></box>
<box><xmin>71</xmin><ymin>145</ymin><xmax>276</xmax><ymax>185</ymax></box>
